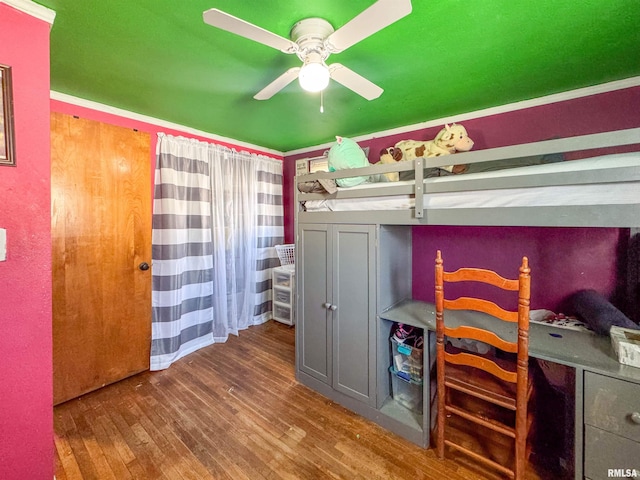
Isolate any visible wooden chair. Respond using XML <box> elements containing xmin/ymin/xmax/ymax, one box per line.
<box><xmin>434</xmin><ymin>250</ymin><xmax>532</xmax><ymax>480</ymax></box>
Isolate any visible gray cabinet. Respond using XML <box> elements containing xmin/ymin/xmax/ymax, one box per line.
<box><xmin>294</xmin><ymin>218</ymin><xmax>640</xmax><ymax>471</ymax></box>
<box><xmin>297</xmin><ymin>223</ymin><xmax>376</xmax><ymax>406</ymax></box>
<box><xmin>583</xmin><ymin>372</ymin><xmax>640</xmax><ymax>479</ymax></box>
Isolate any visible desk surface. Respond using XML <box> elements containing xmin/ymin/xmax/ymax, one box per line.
<box><xmin>380</xmin><ymin>299</ymin><xmax>640</xmax><ymax>384</ymax></box>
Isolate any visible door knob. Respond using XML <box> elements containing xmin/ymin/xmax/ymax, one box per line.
<box><xmin>323</xmin><ymin>302</ymin><xmax>332</xmax><ymax>309</ymax></box>
<box><xmin>139</xmin><ymin>262</ymin><xmax>150</xmax><ymax>271</ymax></box>
<box><xmin>330</xmin><ymin>304</ymin><xmax>337</xmax><ymax>311</ymax></box>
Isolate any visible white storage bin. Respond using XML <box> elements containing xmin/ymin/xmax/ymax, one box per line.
<box><xmin>275</xmin><ymin>244</ymin><xmax>295</xmax><ymax>266</ymax></box>
<box><xmin>611</xmin><ymin>326</ymin><xmax>640</xmax><ymax>368</ymax></box>
<box><xmin>272</xmin><ymin>266</ymin><xmax>295</xmax><ymax>325</ymax></box>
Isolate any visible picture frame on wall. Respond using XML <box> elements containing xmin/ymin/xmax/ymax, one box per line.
<box><xmin>295</xmin><ymin>159</ymin><xmax>308</xmax><ymax>176</ymax></box>
<box><xmin>308</xmin><ymin>156</ymin><xmax>329</xmax><ymax>173</ymax></box>
<box><xmin>0</xmin><ymin>64</ymin><xmax>16</xmax><ymax>167</ymax></box>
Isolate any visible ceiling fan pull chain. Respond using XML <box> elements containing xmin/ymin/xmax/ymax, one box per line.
<box><xmin>320</xmin><ymin>90</ymin><xmax>324</xmax><ymax>113</ymax></box>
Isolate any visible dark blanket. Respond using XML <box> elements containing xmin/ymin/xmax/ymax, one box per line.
<box><xmin>568</xmin><ymin>289</ymin><xmax>637</xmax><ymax>335</ymax></box>
<box><xmin>297</xmin><ymin>178</ymin><xmax>338</xmax><ymax>194</ymax></box>
<box><xmin>628</xmin><ymin>233</ymin><xmax>640</xmax><ymax>324</ymax></box>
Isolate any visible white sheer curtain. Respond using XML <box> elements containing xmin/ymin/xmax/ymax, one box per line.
<box><xmin>151</xmin><ymin>134</ymin><xmax>283</xmax><ymax>370</ymax></box>
<box><xmin>210</xmin><ymin>147</ymin><xmax>259</xmax><ymax>339</ymax></box>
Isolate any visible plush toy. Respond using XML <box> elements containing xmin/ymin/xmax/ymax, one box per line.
<box><xmin>328</xmin><ymin>136</ymin><xmax>371</xmax><ymax>187</ymax></box>
<box><xmin>379</xmin><ymin>124</ymin><xmax>474</xmax><ymax>181</ymax></box>
<box><xmin>379</xmin><ymin>147</ymin><xmax>401</xmax><ymax>182</ymax></box>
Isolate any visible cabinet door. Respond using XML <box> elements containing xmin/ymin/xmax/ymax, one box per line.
<box><xmin>332</xmin><ymin>225</ymin><xmax>376</xmax><ymax>405</ymax></box>
<box><xmin>298</xmin><ymin>224</ymin><xmax>332</xmax><ymax>384</ymax></box>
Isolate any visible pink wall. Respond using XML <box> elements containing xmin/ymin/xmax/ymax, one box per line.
<box><xmin>0</xmin><ymin>5</ymin><xmax>54</xmax><ymax>479</ymax></box>
<box><xmin>284</xmin><ymin>86</ymin><xmax>640</xmax><ymax>312</ymax></box>
<box><xmin>1</xmin><ymin>8</ymin><xmax>280</xmax><ymax>477</ymax></box>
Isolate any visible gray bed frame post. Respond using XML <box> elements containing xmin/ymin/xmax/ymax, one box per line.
<box><xmin>414</xmin><ymin>158</ymin><xmax>424</xmax><ymax>219</ymax></box>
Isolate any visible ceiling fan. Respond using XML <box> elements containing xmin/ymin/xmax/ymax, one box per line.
<box><xmin>203</xmin><ymin>0</ymin><xmax>412</xmax><ymax>101</ymax></box>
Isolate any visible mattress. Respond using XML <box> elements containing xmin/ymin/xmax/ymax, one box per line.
<box><xmin>303</xmin><ymin>152</ymin><xmax>640</xmax><ymax>213</ymax></box>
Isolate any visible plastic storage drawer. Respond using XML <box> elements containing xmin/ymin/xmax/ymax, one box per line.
<box><xmin>390</xmin><ymin>367</ymin><xmax>423</xmax><ymax>414</ymax></box>
<box><xmin>391</xmin><ymin>336</ymin><xmax>424</xmax><ymax>382</ymax></box>
<box><xmin>273</xmin><ymin>303</ymin><xmax>292</xmax><ymax>323</ymax></box>
<box><xmin>273</xmin><ymin>270</ymin><xmax>293</xmax><ymax>288</ymax></box>
<box><xmin>274</xmin><ymin>287</ymin><xmax>292</xmax><ymax>304</ymax></box>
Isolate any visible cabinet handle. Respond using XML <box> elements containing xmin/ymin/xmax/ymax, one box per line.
<box><xmin>631</xmin><ymin>412</ymin><xmax>640</xmax><ymax>425</ymax></box>
<box><xmin>323</xmin><ymin>303</ymin><xmax>332</xmax><ymax>309</ymax></box>
<box><xmin>330</xmin><ymin>304</ymin><xmax>337</xmax><ymax>311</ymax></box>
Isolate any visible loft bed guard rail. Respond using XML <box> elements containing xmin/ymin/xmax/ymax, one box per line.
<box><xmin>295</xmin><ymin>128</ymin><xmax>640</xmax><ymax>227</ymax></box>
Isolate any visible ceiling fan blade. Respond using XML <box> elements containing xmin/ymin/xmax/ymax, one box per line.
<box><xmin>203</xmin><ymin>9</ymin><xmax>298</xmax><ymax>54</ymax></box>
<box><xmin>329</xmin><ymin>64</ymin><xmax>383</xmax><ymax>100</ymax></box>
<box><xmin>326</xmin><ymin>0</ymin><xmax>412</xmax><ymax>53</ymax></box>
<box><xmin>254</xmin><ymin>67</ymin><xmax>301</xmax><ymax>100</ymax></box>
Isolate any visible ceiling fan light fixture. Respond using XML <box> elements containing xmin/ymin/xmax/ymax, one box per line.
<box><xmin>298</xmin><ymin>57</ymin><xmax>330</xmax><ymax>93</ymax></box>
<box><xmin>204</xmin><ymin>1</ymin><xmax>414</xmax><ymax>100</ymax></box>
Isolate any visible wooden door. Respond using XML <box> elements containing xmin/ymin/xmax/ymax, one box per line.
<box><xmin>51</xmin><ymin>112</ymin><xmax>152</xmax><ymax>405</ymax></box>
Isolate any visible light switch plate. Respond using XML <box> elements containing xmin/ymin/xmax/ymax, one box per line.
<box><xmin>0</xmin><ymin>228</ymin><xmax>6</xmax><ymax>261</ymax></box>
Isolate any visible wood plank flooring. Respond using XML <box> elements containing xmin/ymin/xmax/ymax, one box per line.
<box><xmin>54</xmin><ymin>321</ymin><xmax>551</xmax><ymax>479</ymax></box>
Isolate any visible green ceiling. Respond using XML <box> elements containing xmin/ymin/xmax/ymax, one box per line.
<box><xmin>36</xmin><ymin>0</ymin><xmax>640</xmax><ymax>152</ymax></box>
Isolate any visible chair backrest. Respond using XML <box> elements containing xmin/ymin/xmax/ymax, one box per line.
<box><xmin>435</xmin><ymin>249</ymin><xmax>531</xmax><ymax>383</ymax></box>
<box><xmin>435</xmin><ymin>250</ymin><xmax>531</xmax><ymax>479</ymax></box>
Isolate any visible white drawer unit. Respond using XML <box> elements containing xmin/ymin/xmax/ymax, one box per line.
<box><xmin>272</xmin><ymin>266</ymin><xmax>295</xmax><ymax>325</ymax></box>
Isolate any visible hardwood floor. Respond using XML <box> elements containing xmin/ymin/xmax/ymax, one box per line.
<box><xmin>54</xmin><ymin>321</ymin><xmax>550</xmax><ymax>479</ymax></box>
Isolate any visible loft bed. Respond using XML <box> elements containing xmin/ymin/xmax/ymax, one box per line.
<box><xmin>295</xmin><ymin>128</ymin><xmax>640</xmax><ymax>227</ymax></box>
<box><xmin>294</xmin><ymin>127</ymin><xmax>640</xmax><ymax>476</ymax></box>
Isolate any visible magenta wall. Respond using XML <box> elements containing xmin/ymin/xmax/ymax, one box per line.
<box><xmin>284</xmin><ymin>86</ymin><xmax>640</xmax><ymax>243</ymax></box>
<box><xmin>284</xmin><ymin>86</ymin><xmax>640</xmax><ymax>310</ymax></box>
<box><xmin>0</xmin><ymin>5</ymin><xmax>53</xmax><ymax>479</ymax></box>
<box><xmin>412</xmin><ymin>226</ymin><xmax>627</xmax><ymax>313</ymax></box>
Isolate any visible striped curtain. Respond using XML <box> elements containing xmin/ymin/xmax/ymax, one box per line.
<box><xmin>254</xmin><ymin>159</ymin><xmax>285</xmax><ymax>320</ymax></box>
<box><xmin>151</xmin><ymin>134</ymin><xmax>283</xmax><ymax>370</ymax></box>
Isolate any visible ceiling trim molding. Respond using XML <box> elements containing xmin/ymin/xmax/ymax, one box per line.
<box><xmin>285</xmin><ymin>76</ymin><xmax>640</xmax><ymax>156</ymax></box>
<box><xmin>0</xmin><ymin>0</ymin><xmax>56</xmax><ymax>24</ymax></box>
<box><xmin>50</xmin><ymin>91</ymin><xmax>284</xmax><ymax>157</ymax></box>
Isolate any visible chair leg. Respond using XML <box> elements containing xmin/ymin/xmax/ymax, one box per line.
<box><xmin>514</xmin><ymin>443</ymin><xmax>525</xmax><ymax>480</ymax></box>
<box><xmin>436</xmin><ymin>385</ymin><xmax>445</xmax><ymax>459</ymax></box>
<box><xmin>436</xmin><ymin>335</ymin><xmax>446</xmax><ymax>460</ymax></box>
<box><xmin>514</xmin><ymin>407</ymin><xmax>528</xmax><ymax>480</ymax></box>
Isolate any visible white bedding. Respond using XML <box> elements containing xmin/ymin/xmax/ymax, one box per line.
<box><xmin>303</xmin><ymin>152</ymin><xmax>640</xmax><ymax>213</ymax></box>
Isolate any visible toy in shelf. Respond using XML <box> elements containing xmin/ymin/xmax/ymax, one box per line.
<box><xmin>327</xmin><ymin>136</ymin><xmax>388</xmax><ymax>187</ymax></box>
<box><xmin>379</xmin><ymin>123</ymin><xmax>473</xmax><ymax>181</ymax></box>
<box><xmin>390</xmin><ymin>323</ymin><xmax>424</xmax><ymax>381</ymax></box>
